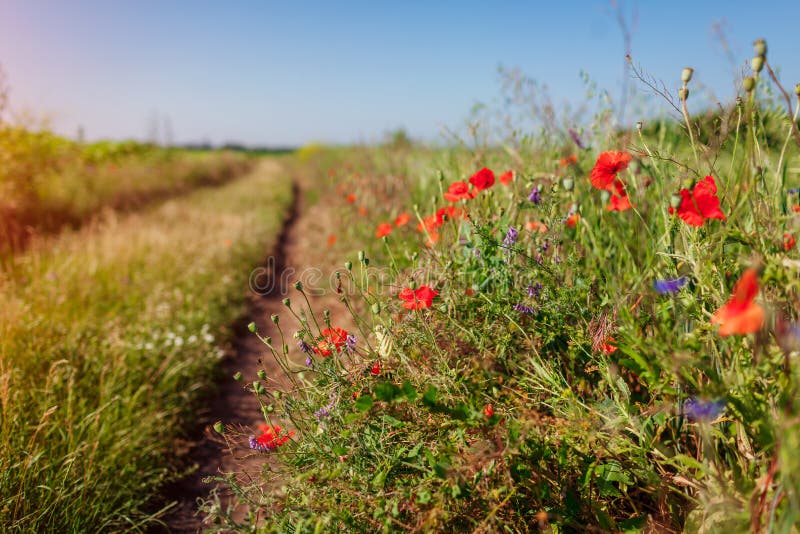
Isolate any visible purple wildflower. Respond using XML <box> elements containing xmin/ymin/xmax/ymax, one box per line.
<box><xmin>248</xmin><ymin>435</ymin><xmax>275</xmax><ymax>452</ymax></box>
<box><xmin>527</xmin><ymin>186</ymin><xmax>542</xmax><ymax>205</ymax></box>
<box><xmin>568</xmin><ymin>128</ymin><xmax>586</xmax><ymax>149</ymax></box>
<box><xmin>305</xmin><ymin>356</ymin><xmax>313</xmax><ymax>367</ymax></box>
<box><xmin>512</xmin><ymin>303</ymin><xmax>535</xmax><ymax>315</ymax></box>
<box><xmin>683</xmin><ymin>398</ymin><xmax>724</xmax><ymax>422</ymax></box>
<box><xmin>503</xmin><ymin>226</ymin><xmax>519</xmax><ymax>248</ymax></box>
<box><xmin>345</xmin><ymin>334</ymin><xmax>357</xmax><ymax>352</ymax></box>
<box><xmin>314</xmin><ymin>396</ymin><xmax>337</xmax><ymax>421</ymax></box>
<box><xmin>527</xmin><ymin>283</ymin><xmax>543</xmax><ymax>298</ymax></box>
<box><xmin>653</xmin><ymin>277</ymin><xmax>688</xmax><ymax>294</ymax></box>
<box><xmin>297</xmin><ymin>339</ymin><xmax>312</xmax><ymax>354</ymax></box>
<box><xmin>789</xmin><ymin>187</ymin><xmax>800</xmax><ymax>195</ymax></box>
<box><xmin>541</xmin><ymin>240</ymin><xmax>549</xmax><ymax>252</ymax></box>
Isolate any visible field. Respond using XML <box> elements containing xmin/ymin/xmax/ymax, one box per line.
<box><xmin>2</xmin><ymin>32</ymin><xmax>800</xmax><ymax>534</ymax></box>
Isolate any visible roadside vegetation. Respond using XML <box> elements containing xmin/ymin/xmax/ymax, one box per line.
<box><xmin>0</xmin><ymin>161</ymin><xmax>293</xmax><ymax>531</ymax></box>
<box><xmin>213</xmin><ymin>40</ymin><xmax>800</xmax><ymax>532</ymax></box>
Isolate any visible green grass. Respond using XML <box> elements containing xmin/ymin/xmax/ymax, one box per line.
<box><xmin>208</xmin><ymin>51</ymin><xmax>800</xmax><ymax>532</ymax></box>
<box><xmin>0</xmin><ymin>159</ymin><xmax>293</xmax><ymax>531</ymax></box>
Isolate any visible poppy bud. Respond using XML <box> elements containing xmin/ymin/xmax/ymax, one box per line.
<box><xmin>271</xmin><ymin>314</ymin><xmax>279</xmax><ymax>324</ymax></box>
<box><xmin>294</xmin><ymin>281</ymin><xmax>303</xmax><ymax>291</ymax></box>
<box><xmin>273</xmin><ymin>390</ymin><xmax>282</xmax><ymax>399</ymax></box>
<box><xmin>743</xmin><ymin>77</ymin><xmax>756</xmax><ymax>92</ymax></box>
<box><xmin>282</xmin><ymin>298</ymin><xmax>291</xmax><ymax>307</ymax></box>
<box><xmin>438</xmin><ymin>303</ymin><xmax>448</xmax><ymax>313</ymax></box>
<box><xmin>753</xmin><ymin>38</ymin><xmax>767</xmax><ymax>57</ymax></box>
<box><xmin>681</xmin><ymin>67</ymin><xmax>694</xmax><ymax>83</ymax></box>
<box><xmin>600</xmin><ymin>190</ymin><xmax>611</xmax><ymax>203</ymax></box>
<box><xmin>670</xmin><ymin>194</ymin><xmax>683</xmax><ymax>208</ymax></box>
<box><xmin>283</xmin><ymin>343</ymin><xmax>289</xmax><ymax>354</ymax></box>
<box><xmin>358</xmin><ymin>251</ymin><xmax>366</xmax><ymax>262</ymax></box>
<box><xmin>213</xmin><ymin>421</ymin><xmax>224</xmax><ymax>434</ymax></box>
<box><xmin>680</xmin><ymin>177</ymin><xmax>694</xmax><ymax>190</ymax></box>
<box><xmin>795</xmin><ymin>83</ymin><xmax>800</xmax><ymax>97</ymax></box>
<box><xmin>371</xmin><ymin>302</ymin><xmax>381</xmax><ymax>314</ymax></box>
<box><xmin>264</xmin><ymin>404</ymin><xmax>274</xmax><ymax>414</ymax></box>
<box><xmin>562</xmin><ymin>177</ymin><xmax>574</xmax><ymax>191</ymax></box>
<box><xmin>636</xmin><ymin>121</ymin><xmax>643</xmax><ymax>132</ymax></box>
<box><xmin>233</xmin><ymin>371</ymin><xmax>243</xmax><ymax>381</ymax></box>
<box><xmin>678</xmin><ymin>87</ymin><xmax>689</xmax><ymax>101</ymax></box>
<box><xmin>409</xmin><ymin>280</ymin><xmax>417</xmax><ymax>290</ymax></box>
<box><xmin>257</xmin><ymin>369</ymin><xmax>267</xmax><ymax>380</ymax></box>
<box><xmin>247</xmin><ymin>322</ymin><xmax>257</xmax><ymax>333</ymax></box>
<box><xmin>751</xmin><ymin>56</ymin><xmax>764</xmax><ymax>74</ymax></box>
<box><xmin>344</xmin><ymin>261</ymin><xmax>352</xmax><ymax>271</ymax></box>
<box><xmin>264</xmin><ymin>336</ymin><xmax>272</xmax><ymax>345</ymax></box>
<box><xmin>324</xmin><ymin>310</ymin><xmax>330</xmax><ymax>321</ymax></box>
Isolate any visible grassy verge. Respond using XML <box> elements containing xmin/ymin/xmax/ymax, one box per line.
<box><xmin>212</xmin><ymin>51</ymin><xmax>800</xmax><ymax>531</ymax></box>
<box><xmin>0</xmin><ymin>159</ymin><xmax>293</xmax><ymax>531</ymax></box>
<box><xmin>0</xmin><ymin>127</ymin><xmax>255</xmax><ymax>253</ymax></box>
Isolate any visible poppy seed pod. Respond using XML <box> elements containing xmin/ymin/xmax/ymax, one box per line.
<box><xmin>636</xmin><ymin>121</ymin><xmax>643</xmax><ymax>132</ymax></box>
<box><xmin>271</xmin><ymin>314</ymin><xmax>279</xmax><ymax>325</ymax></box>
<box><xmin>751</xmin><ymin>56</ymin><xmax>764</xmax><ymax>74</ymax></box>
<box><xmin>358</xmin><ymin>250</ymin><xmax>366</xmax><ymax>262</ymax></box>
<box><xmin>294</xmin><ymin>280</ymin><xmax>303</xmax><ymax>291</ymax></box>
<box><xmin>743</xmin><ymin>77</ymin><xmax>756</xmax><ymax>92</ymax></box>
<box><xmin>753</xmin><ymin>38</ymin><xmax>767</xmax><ymax>57</ymax></box>
<box><xmin>344</xmin><ymin>261</ymin><xmax>352</xmax><ymax>271</ymax></box>
<box><xmin>282</xmin><ymin>298</ymin><xmax>291</xmax><ymax>307</ymax></box>
<box><xmin>681</xmin><ymin>67</ymin><xmax>694</xmax><ymax>83</ymax></box>
<box><xmin>678</xmin><ymin>87</ymin><xmax>689</xmax><ymax>101</ymax></box>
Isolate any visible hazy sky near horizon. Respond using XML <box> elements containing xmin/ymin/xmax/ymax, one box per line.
<box><xmin>1</xmin><ymin>1</ymin><xmax>798</xmax><ymax>146</ymax></box>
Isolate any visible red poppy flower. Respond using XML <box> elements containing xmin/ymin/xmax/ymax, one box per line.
<box><xmin>443</xmin><ymin>181</ymin><xmax>476</xmax><ymax>202</ymax></box>
<box><xmin>590</xmin><ymin>151</ymin><xmax>632</xmax><ymax>190</ymax></box>
<box><xmin>346</xmin><ymin>194</ymin><xmax>356</xmax><ymax>203</ymax></box>
<box><xmin>314</xmin><ymin>327</ymin><xmax>349</xmax><ymax>356</ymax></box>
<box><xmin>606</xmin><ymin>179</ymin><xmax>633</xmax><ymax>211</ymax></box>
<box><xmin>327</xmin><ymin>235</ymin><xmax>336</xmax><ymax>247</ymax></box>
<box><xmin>711</xmin><ymin>268</ymin><xmax>765</xmax><ymax>336</ymax></box>
<box><xmin>560</xmin><ymin>155</ymin><xmax>578</xmax><ymax>167</ymax></box>
<box><xmin>357</xmin><ymin>206</ymin><xmax>368</xmax><ymax>216</ymax></box>
<box><xmin>675</xmin><ymin>176</ymin><xmax>726</xmax><ymax>227</ymax></box>
<box><xmin>483</xmin><ymin>404</ymin><xmax>494</xmax><ymax>418</ymax></box>
<box><xmin>399</xmin><ymin>285</ymin><xmax>439</xmax><ymax>310</ymax></box>
<box><xmin>417</xmin><ymin>214</ymin><xmax>439</xmax><ymax>234</ymax></box>
<box><xmin>469</xmin><ymin>167</ymin><xmax>495</xmax><ymax>191</ymax></box>
<box><xmin>435</xmin><ymin>206</ymin><xmax>463</xmax><ymax>226</ymax></box>
<box><xmin>394</xmin><ymin>212</ymin><xmax>410</xmax><ymax>227</ymax></box>
<box><xmin>376</xmin><ymin>222</ymin><xmax>393</xmax><ymax>238</ymax></box>
<box><xmin>785</xmin><ymin>233</ymin><xmax>797</xmax><ymax>251</ymax></box>
<box><xmin>370</xmin><ymin>362</ymin><xmax>380</xmax><ymax>376</ymax></box>
<box><xmin>424</xmin><ymin>232</ymin><xmax>440</xmax><ymax>247</ymax></box>
<box><xmin>566</xmin><ymin>213</ymin><xmax>580</xmax><ymax>227</ymax></box>
<box><xmin>254</xmin><ymin>424</ymin><xmax>294</xmax><ymax>450</ymax></box>
<box><xmin>601</xmin><ymin>337</ymin><xmax>618</xmax><ymax>354</ymax></box>
<box><xmin>794</xmin><ymin>204</ymin><xmax>800</xmax><ymax>213</ymax></box>
<box><xmin>525</xmin><ymin>220</ymin><xmax>548</xmax><ymax>233</ymax></box>
<box><xmin>499</xmin><ymin>170</ymin><xmax>514</xmax><ymax>185</ymax></box>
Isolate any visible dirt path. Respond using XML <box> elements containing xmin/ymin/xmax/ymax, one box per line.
<box><xmin>156</xmin><ymin>164</ymin><xmax>354</xmax><ymax>532</ymax></box>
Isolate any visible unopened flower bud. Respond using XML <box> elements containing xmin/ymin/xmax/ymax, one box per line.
<box><xmin>743</xmin><ymin>77</ymin><xmax>756</xmax><ymax>92</ymax></box>
<box><xmin>670</xmin><ymin>194</ymin><xmax>683</xmax><ymax>209</ymax></box>
<box><xmin>273</xmin><ymin>390</ymin><xmax>282</xmax><ymax>399</ymax></box>
<box><xmin>344</xmin><ymin>261</ymin><xmax>352</xmax><ymax>271</ymax></box>
<box><xmin>257</xmin><ymin>369</ymin><xmax>267</xmax><ymax>380</ymax></box>
<box><xmin>751</xmin><ymin>56</ymin><xmax>764</xmax><ymax>74</ymax></box>
<box><xmin>233</xmin><ymin>371</ymin><xmax>243</xmax><ymax>381</ymax></box>
<box><xmin>213</xmin><ymin>421</ymin><xmax>224</xmax><ymax>434</ymax></box>
<box><xmin>753</xmin><ymin>38</ymin><xmax>767</xmax><ymax>57</ymax></box>
<box><xmin>678</xmin><ymin>87</ymin><xmax>689</xmax><ymax>101</ymax></box>
<box><xmin>438</xmin><ymin>304</ymin><xmax>448</xmax><ymax>313</ymax></box>
<box><xmin>680</xmin><ymin>177</ymin><xmax>695</xmax><ymax>190</ymax></box>
<box><xmin>264</xmin><ymin>404</ymin><xmax>274</xmax><ymax>414</ymax></box>
<box><xmin>636</xmin><ymin>120</ymin><xmax>643</xmax><ymax>132</ymax></box>
<box><xmin>600</xmin><ymin>190</ymin><xmax>611</xmax><ymax>203</ymax></box>
<box><xmin>371</xmin><ymin>302</ymin><xmax>381</xmax><ymax>314</ymax></box>
<box><xmin>247</xmin><ymin>322</ymin><xmax>257</xmax><ymax>333</ymax></box>
<box><xmin>358</xmin><ymin>250</ymin><xmax>366</xmax><ymax>262</ymax></box>
<box><xmin>271</xmin><ymin>314</ymin><xmax>279</xmax><ymax>324</ymax></box>
<box><xmin>294</xmin><ymin>281</ymin><xmax>303</xmax><ymax>291</ymax></box>
<box><xmin>282</xmin><ymin>298</ymin><xmax>291</xmax><ymax>307</ymax></box>
<box><xmin>681</xmin><ymin>67</ymin><xmax>694</xmax><ymax>83</ymax></box>
<box><xmin>562</xmin><ymin>177</ymin><xmax>574</xmax><ymax>191</ymax></box>
<box><xmin>795</xmin><ymin>83</ymin><xmax>800</xmax><ymax>97</ymax></box>
<box><xmin>409</xmin><ymin>280</ymin><xmax>417</xmax><ymax>290</ymax></box>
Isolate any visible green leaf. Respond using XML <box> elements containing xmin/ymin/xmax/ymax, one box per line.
<box><xmin>354</xmin><ymin>395</ymin><xmax>374</xmax><ymax>412</ymax></box>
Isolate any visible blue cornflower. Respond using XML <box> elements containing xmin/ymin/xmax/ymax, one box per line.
<box><xmin>503</xmin><ymin>226</ymin><xmax>519</xmax><ymax>248</ymax></box>
<box><xmin>527</xmin><ymin>283</ymin><xmax>543</xmax><ymax>298</ymax></box>
<box><xmin>683</xmin><ymin>398</ymin><xmax>724</xmax><ymax>422</ymax></box>
<box><xmin>297</xmin><ymin>339</ymin><xmax>313</xmax><ymax>354</ymax></box>
<box><xmin>527</xmin><ymin>186</ymin><xmax>542</xmax><ymax>205</ymax></box>
<box><xmin>512</xmin><ymin>303</ymin><xmax>535</xmax><ymax>315</ymax></box>
<box><xmin>653</xmin><ymin>277</ymin><xmax>688</xmax><ymax>294</ymax></box>
<box><xmin>788</xmin><ymin>187</ymin><xmax>800</xmax><ymax>195</ymax></box>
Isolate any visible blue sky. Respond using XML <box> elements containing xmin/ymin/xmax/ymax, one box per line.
<box><xmin>0</xmin><ymin>1</ymin><xmax>798</xmax><ymax>146</ymax></box>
